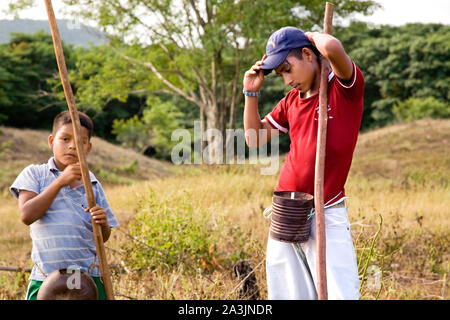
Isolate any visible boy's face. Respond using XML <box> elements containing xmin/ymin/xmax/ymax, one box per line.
<box><xmin>48</xmin><ymin>123</ymin><xmax>92</xmax><ymax>171</ymax></box>
<box><xmin>274</xmin><ymin>48</ymin><xmax>318</xmax><ymax>95</ymax></box>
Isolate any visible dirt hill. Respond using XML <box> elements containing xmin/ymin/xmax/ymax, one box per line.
<box><xmin>1</xmin><ymin>118</ymin><xmax>449</xmax><ymax>191</ymax></box>
<box><xmin>0</xmin><ymin>126</ymin><xmax>176</xmax><ymax>191</ymax></box>
<box><xmin>350</xmin><ymin>118</ymin><xmax>450</xmax><ymax>184</ymax></box>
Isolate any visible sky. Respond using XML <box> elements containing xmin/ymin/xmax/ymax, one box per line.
<box><xmin>0</xmin><ymin>0</ymin><xmax>449</xmax><ymax>26</ymax></box>
<box><xmin>353</xmin><ymin>0</ymin><xmax>450</xmax><ymax>26</ymax></box>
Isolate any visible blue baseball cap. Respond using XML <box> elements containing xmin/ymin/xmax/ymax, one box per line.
<box><xmin>260</xmin><ymin>27</ymin><xmax>312</xmax><ymax>75</ymax></box>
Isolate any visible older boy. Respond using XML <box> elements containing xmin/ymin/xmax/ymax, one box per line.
<box><xmin>10</xmin><ymin>110</ymin><xmax>119</xmax><ymax>300</ymax></box>
<box><xmin>243</xmin><ymin>27</ymin><xmax>364</xmax><ymax>299</ymax></box>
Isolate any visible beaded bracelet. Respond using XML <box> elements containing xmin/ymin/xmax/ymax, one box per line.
<box><xmin>243</xmin><ymin>89</ymin><xmax>260</xmax><ymax>97</ymax></box>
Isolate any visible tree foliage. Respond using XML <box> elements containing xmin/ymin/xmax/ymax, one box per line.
<box><xmin>9</xmin><ymin>0</ymin><xmax>376</xmax><ymax>159</ymax></box>
<box><xmin>393</xmin><ymin>96</ymin><xmax>450</xmax><ymax>122</ymax></box>
<box><xmin>3</xmin><ymin>3</ymin><xmax>449</xmax><ymax>158</ymax></box>
<box><xmin>112</xmin><ymin>96</ymin><xmax>183</xmax><ymax>158</ymax></box>
<box><xmin>0</xmin><ymin>31</ymin><xmax>76</xmax><ymax>128</ymax></box>
<box><xmin>337</xmin><ymin>22</ymin><xmax>450</xmax><ymax>128</ymax></box>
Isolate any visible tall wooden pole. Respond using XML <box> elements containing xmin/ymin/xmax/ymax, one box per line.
<box><xmin>44</xmin><ymin>0</ymin><xmax>115</xmax><ymax>300</ymax></box>
<box><xmin>314</xmin><ymin>2</ymin><xmax>334</xmax><ymax>300</ymax></box>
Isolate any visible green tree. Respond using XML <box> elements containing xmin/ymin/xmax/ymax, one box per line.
<box><xmin>68</xmin><ymin>44</ymin><xmax>199</xmax><ymax>151</ymax></box>
<box><xmin>8</xmin><ymin>0</ymin><xmax>378</xmax><ymax>159</ymax></box>
<box><xmin>0</xmin><ymin>31</ymin><xmax>76</xmax><ymax>128</ymax></box>
<box><xmin>112</xmin><ymin>96</ymin><xmax>183</xmax><ymax>158</ymax></box>
<box><xmin>338</xmin><ymin>22</ymin><xmax>450</xmax><ymax>128</ymax></box>
<box><xmin>112</xmin><ymin>115</ymin><xmax>149</xmax><ymax>152</ymax></box>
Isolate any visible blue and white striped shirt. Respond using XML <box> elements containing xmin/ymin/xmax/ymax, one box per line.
<box><xmin>10</xmin><ymin>157</ymin><xmax>119</xmax><ymax>281</ymax></box>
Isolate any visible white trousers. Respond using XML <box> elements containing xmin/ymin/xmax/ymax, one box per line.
<box><xmin>266</xmin><ymin>206</ymin><xmax>360</xmax><ymax>300</ymax></box>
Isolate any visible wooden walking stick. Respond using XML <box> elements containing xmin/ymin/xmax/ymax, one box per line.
<box><xmin>44</xmin><ymin>0</ymin><xmax>115</xmax><ymax>300</ymax></box>
<box><xmin>314</xmin><ymin>2</ymin><xmax>334</xmax><ymax>300</ymax></box>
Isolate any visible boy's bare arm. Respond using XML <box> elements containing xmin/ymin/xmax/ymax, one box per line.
<box><xmin>18</xmin><ymin>164</ymin><xmax>82</xmax><ymax>225</ymax></box>
<box><xmin>305</xmin><ymin>32</ymin><xmax>353</xmax><ymax>82</ymax></box>
<box><xmin>100</xmin><ymin>223</ymin><xmax>111</xmax><ymax>242</ymax></box>
<box><xmin>18</xmin><ymin>181</ymin><xmax>62</xmax><ymax>225</ymax></box>
<box><xmin>243</xmin><ymin>55</ymin><xmax>280</xmax><ymax>147</ymax></box>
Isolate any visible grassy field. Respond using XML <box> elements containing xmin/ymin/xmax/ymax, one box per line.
<box><xmin>0</xmin><ymin>119</ymin><xmax>448</xmax><ymax>300</ymax></box>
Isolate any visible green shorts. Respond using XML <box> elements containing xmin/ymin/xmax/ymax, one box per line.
<box><xmin>25</xmin><ymin>276</ymin><xmax>106</xmax><ymax>300</ymax></box>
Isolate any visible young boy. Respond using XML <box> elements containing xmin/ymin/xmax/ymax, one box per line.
<box><xmin>10</xmin><ymin>110</ymin><xmax>119</xmax><ymax>300</ymax></box>
<box><xmin>243</xmin><ymin>27</ymin><xmax>364</xmax><ymax>299</ymax></box>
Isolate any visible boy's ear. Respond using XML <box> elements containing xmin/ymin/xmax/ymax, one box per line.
<box><xmin>302</xmin><ymin>47</ymin><xmax>314</xmax><ymax>62</ymax></box>
<box><xmin>86</xmin><ymin>141</ymin><xmax>92</xmax><ymax>155</ymax></box>
<box><xmin>48</xmin><ymin>134</ymin><xmax>54</xmax><ymax>149</ymax></box>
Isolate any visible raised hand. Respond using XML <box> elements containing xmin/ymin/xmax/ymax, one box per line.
<box><xmin>58</xmin><ymin>163</ymin><xmax>82</xmax><ymax>187</ymax></box>
<box><xmin>243</xmin><ymin>54</ymin><xmax>267</xmax><ymax>93</ymax></box>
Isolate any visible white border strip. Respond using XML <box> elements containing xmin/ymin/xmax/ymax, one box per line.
<box><xmin>336</xmin><ymin>61</ymin><xmax>357</xmax><ymax>89</ymax></box>
<box><xmin>266</xmin><ymin>114</ymin><xmax>288</xmax><ymax>133</ymax></box>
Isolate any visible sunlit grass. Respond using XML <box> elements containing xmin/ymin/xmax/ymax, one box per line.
<box><xmin>0</xmin><ymin>119</ymin><xmax>448</xmax><ymax>300</ymax></box>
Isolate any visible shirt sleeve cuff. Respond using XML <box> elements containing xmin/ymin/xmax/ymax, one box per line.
<box><xmin>265</xmin><ymin>114</ymin><xmax>288</xmax><ymax>133</ymax></box>
<box><xmin>336</xmin><ymin>61</ymin><xmax>357</xmax><ymax>89</ymax></box>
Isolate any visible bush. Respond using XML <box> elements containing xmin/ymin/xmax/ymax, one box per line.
<box><xmin>111</xmin><ymin>97</ymin><xmax>183</xmax><ymax>158</ymax></box>
<box><xmin>393</xmin><ymin>96</ymin><xmax>450</xmax><ymax>121</ymax></box>
<box><xmin>111</xmin><ymin>115</ymin><xmax>149</xmax><ymax>153</ymax></box>
<box><xmin>124</xmin><ymin>188</ymin><xmax>233</xmax><ymax>272</ymax></box>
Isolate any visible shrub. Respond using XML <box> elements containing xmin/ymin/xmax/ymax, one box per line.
<box><xmin>124</xmin><ymin>188</ymin><xmax>231</xmax><ymax>272</ymax></box>
<box><xmin>393</xmin><ymin>96</ymin><xmax>450</xmax><ymax>121</ymax></box>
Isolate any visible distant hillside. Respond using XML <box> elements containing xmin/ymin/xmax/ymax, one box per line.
<box><xmin>0</xmin><ymin>126</ymin><xmax>177</xmax><ymax>190</ymax></box>
<box><xmin>350</xmin><ymin>118</ymin><xmax>450</xmax><ymax>183</ymax></box>
<box><xmin>0</xmin><ymin>19</ymin><xmax>107</xmax><ymax>47</ymax></box>
<box><xmin>0</xmin><ymin>119</ymin><xmax>449</xmax><ymax>191</ymax></box>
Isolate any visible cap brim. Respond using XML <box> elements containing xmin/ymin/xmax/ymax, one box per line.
<box><xmin>260</xmin><ymin>50</ymin><xmax>289</xmax><ymax>75</ymax></box>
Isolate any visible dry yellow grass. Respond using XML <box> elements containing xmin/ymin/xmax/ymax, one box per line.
<box><xmin>0</xmin><ymin>119</ymin><xmax>448</xmax><ymax>300</ymax></box>
<box><xmin>103</xmin><ymin>167</ymin><xmax>274</xmax><ymax>299</ymax></box>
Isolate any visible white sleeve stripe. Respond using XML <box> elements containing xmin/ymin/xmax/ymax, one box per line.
<box><xmin>336</xmin><ymin>61</ymin><xmax>357</xmax><ymax>89</ymax></box>
<box><xmin>328</xmin><ymin>71</ymin><xmax>334</xmax><ymax>82</ymax></box>
<box><xmin>266</xmin><ymin>114</ymin><xmax>288</xmax><ymax>133</ymax></box>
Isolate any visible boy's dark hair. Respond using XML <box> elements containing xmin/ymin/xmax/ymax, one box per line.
<box><xmin>52</xmin><ymin>110</ymin><xmax>94</xmax><ymax>139</ymax></box>
<box><xmin>288</xmin><ymin>45</ymin><xmax>320</xmax><ymax>60</ymax></box>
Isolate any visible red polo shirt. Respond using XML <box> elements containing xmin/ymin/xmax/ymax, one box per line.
<box><xmin>265</xmin><ymin>61</ymin><xmax>364</xmax><ymax>205</ymax></box>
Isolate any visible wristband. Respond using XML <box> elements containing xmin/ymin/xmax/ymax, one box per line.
<box><xmin>243</xmin><ymin>89</ymin><xmax>260</xmax><ymax>97</ymax></box>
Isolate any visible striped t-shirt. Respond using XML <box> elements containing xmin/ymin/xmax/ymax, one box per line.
<box><xmin>10</xmin><ymin>157</ymin><xmax>119</xmax><ymax>281</ymax></box>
